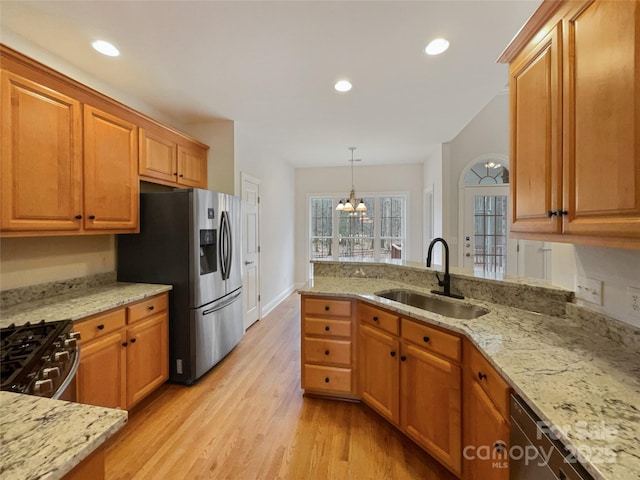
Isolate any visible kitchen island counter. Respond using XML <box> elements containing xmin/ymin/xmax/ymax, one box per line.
<box><xmin>299</xmin><ymin>273</ymin><xmax>640</xmax><ymax>480</ymax></box>
<box><xmin>0</xmin><ymin>391</ymin><xmax>127</xmax><ymax>480</ymax></box>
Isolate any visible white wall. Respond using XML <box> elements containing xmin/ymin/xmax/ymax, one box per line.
<box><xmin>446</xmin><ymin>93</ymin><xmax>510</xmax><ymax>264</ymax></box>
<box><xmin>234</xmin><ymin>123</ymin><xmax>296</xmax><ymax>315</ymax></box>
<box><xmin>424</xmin><ymin>147</ymin><xmax>445</xmax><ymax>265</ymax></box>
<box><xmin>294</xmin><ymin>163</ymin><xmax>424</xmax><ymax>285</ymax></box>
<box><xmin>187</xmin><ymin>120</ymin><xmax>235</xmax><ymax>195</ymax></box>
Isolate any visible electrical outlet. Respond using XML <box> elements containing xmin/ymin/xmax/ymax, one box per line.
<box><xmin>628</xmin><ymin>287</ymin><xmax>640</xmax><ymax>318</ymax></box>
<box><xmin>574</xmin><ymin>275</ymin><xmax>603</xmax><ymax>306</ymax></box>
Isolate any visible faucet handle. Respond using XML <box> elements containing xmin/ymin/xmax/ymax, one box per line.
<box><xmin>435</xmin><ymin>272</ymin><xmax>445</xmax><ymax>287</ymax></box>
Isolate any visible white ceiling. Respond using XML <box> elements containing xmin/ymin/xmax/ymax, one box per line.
<box><xmin>0</xmin><ymin>0</ymin><xmax>540</xmax><ymax>167</ymax></box>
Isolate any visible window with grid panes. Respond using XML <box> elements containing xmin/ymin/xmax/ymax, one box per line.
<box><xmin>310</xmin><ymin>198</ymin><xmax>333</xmax><ymax>260</ymax></box>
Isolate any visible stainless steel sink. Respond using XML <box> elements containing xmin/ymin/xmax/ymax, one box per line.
<box><xmin>375</xmin><ymin>289</ymin><xmax>488</xmax><ymax>319</ymax></box>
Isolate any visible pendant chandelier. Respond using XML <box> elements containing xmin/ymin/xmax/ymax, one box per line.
<box><xmin>336</xmin><ymin>147</ymin><xmax>367</xmax><ymax>213</ymax></box>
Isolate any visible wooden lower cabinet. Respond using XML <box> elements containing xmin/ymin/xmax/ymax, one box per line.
<box><xmin>76</xmin><ymin>329</ymin><xmax>127</xmax><ymax>409</ymax></box>
<box><xmin>401</xmin><ymin>341</ymin><xmax>462</xmax><ymax>476</ymax></box>
<box><xmin>75</xmin><ymin>293</ymin><xmax>169</xmax><ymax>409</ymax></box>
<box><xmin>358</xmin><ymin>322</ymin><xmax>400</xmax><ymax>423</ymax></box>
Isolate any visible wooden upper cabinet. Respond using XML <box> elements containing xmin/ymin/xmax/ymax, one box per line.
<box><xmin>1</xmin><ymin>70</ymin><xmax>83</xmax><ymax>232</ymax></box>
<box><xmin>139</xmin><ymin>128</ymin><xmax>178</xmax><ymax>183</ymax></box>
<box><xmin>177</xmin><ymin>143</ymin><xmax>208</xmax><ymax>188</ymax></box>
<box><xmin>510</xmin><ymin>24</ymin><xmax>563</xmax><ymax>235</ymax></box>
<box><xmin>562</xmin><ymin>0</ymin><xmax>640</xmax><ymax>238</ymax></box>
<box><xmin>501</xmin><ymin>0</ymin><xmax>640</xmax><ymax>248</ymax></box>
<box><xmin>83</xmin><ymin>105</ymin><xmax>139</xmax><ymax>231</ymax></box>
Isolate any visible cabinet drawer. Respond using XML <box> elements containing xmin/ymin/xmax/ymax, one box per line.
<box><xmin>401</xmin><ymin>319</ymin><xmax>461</xmax><ymax>362</ymax></box>
<box><xmin>127</xmin><ymin>293</ymin><xmax>168</xmax><ymax>324</ymax></box>
<box><xmin>359</xmin><ymin>303</ymin><xmax>399</xmax><ymax>335</ymax></box>
<box><xmin>304</xmin><ymin>337</ymin><xmax>352</xmax><ymax>366</ymax></box>
<box><xmin>304</xmin><ymin>318</ymin><xmax>351</xmax><ymax>338</ymax></box>
<box><xmin>74</xmin><ymin>308</ymin><xmax>126</xmax><ymax>344</ymax></box>
<box><xmin>304</xmin><ymin>297</ymin><xmax>352</xmax><ymax>317</ymax></box>
<box><xmin>304</xmin><ymin>364</ymin><xmax>352</xmax><ymax>393</ymax></box>
<box><xmin>469</xmin><ymin>345</ymin><xmax>511</xmax><ymax>419</ymax></box>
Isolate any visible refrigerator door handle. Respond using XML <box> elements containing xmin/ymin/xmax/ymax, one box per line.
<box><xmin>224</xmin><ymin>210</ymin><xmax>233</xmax><ymax>279</ymax></box>
<box><xmin>220</xmin><ymin>211</ymin><xmax>229</xmax><ymax>280</ymax></box>
<box><xmin>202</xmin><ymin>290</ymin><xmax>242</xmax><ymax>316</ymax></box>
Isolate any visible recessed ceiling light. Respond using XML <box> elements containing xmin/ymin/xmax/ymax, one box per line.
<box><xmin>92</xmin><ymin>40</ymin><xmax>120</xmax><ymax>57</ymax></box>
<box><xmin>425</xmin><ymin>38</ymin><xmax>450</xmax><ymax>56</ymax></box>
<box><xmin>334</xmin><ymin>80</ymin><xmax>352</xmax><ymax>93</ymax></box>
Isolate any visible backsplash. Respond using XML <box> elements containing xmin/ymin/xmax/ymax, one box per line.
<box><xmin>0</xmin><ymin>272</ymin><xmax>116</xmax><ymax>308</ymax></box>
<box><xmin>312</xmin><ymin>260</ymin><xmax>573</xmax><ymax>317</ymax></box>
<box><xmin>567</xmin><ymin>303</ymin><xmax>640</xmax><ymax>354</ymax></box>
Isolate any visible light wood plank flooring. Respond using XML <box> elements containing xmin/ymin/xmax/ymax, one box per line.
<box><xmin>105</xmin><ymin>293</ymin><xmax>456</xmax><ymax>480</ymax></box>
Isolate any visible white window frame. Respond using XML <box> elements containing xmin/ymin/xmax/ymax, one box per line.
<box><xmin>308</xmin><ymin>193</ymin><xmax>407</xmax><ymax>266</ymax></box>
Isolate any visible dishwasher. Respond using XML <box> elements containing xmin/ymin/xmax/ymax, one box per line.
<box><xmin>510</xmin><ymin>394</ymin><xmax>594</xmax><ymax>480</ymax></box>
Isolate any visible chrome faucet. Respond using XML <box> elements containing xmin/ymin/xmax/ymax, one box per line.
<box><xmin>426</xmin><ymin>237</ymin><xmax>464</xmax><ymax>299</ymax></box>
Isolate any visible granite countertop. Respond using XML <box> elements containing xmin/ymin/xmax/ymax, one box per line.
<box><xmin>0</xmin><ymin>282</ymin><xmax>172</xmax><ymax>328</ymax></box>
<box><xmin>0</xmin><ymin>280</ymin><xmax>171</xmax><ymax>479</ymax></box>
<box><xmin>0</xmin><ymin>392</ymin><xmax>127</xmax><ymax>480</ymax></box>
<box><xmin>299</xmin><ymin>276</ymin><xmax>640</xmax><ymax>480</ymax></box>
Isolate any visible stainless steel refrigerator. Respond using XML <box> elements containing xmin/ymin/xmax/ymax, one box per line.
<box><xmin>117</xmin><ymin>188</ymin><xmax>243</xmax><ymax>384</ymax></box>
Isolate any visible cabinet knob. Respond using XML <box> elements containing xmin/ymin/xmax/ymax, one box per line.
<box><xmin>97</xmin><ymin>324</ymin><xmax>105</xmax><ymax>330</ymax></box>
<box><xmin>173</xmin><ymin>172</ymin><xmax>178</xmax><ymax>175</ymax></box>
<box><xmin>390</xmin><ymin>351</ymin><xmax>396</xmax><ymax>357</ymax></box>
<box><xmin>547</xmin><ymin>209</ymin><xmax>568</xmax><ymax>217</ymax></box>
<box><xmin>179</xmin><ymin>174</ymin><xmax>184</xmax><ymax>177</ymax></box>
<box><xmin>88</xmin><ymin>215</ymin><xmax>96</xmax><ymax>220</ymax></box>
<box><xmin>400</xmin><ymin>355</ymin><xmax>407</xmax><ymax>362</ymax></box>
<box><xmin>122</xmin><ymin>342</ymin><xmax>128</xmax><ymax>347</ymax></box>
<box><xmin>324</xmin><ymin>305</ymin><xmax>330</xmax><ymax>311</ymax></box>
<box><xmin>75</xmin><ymin>214</ymin><xmax>82</xmax><ymax>220</ymax></box>
<box><xmin>423</xmin><ymin>336</ymin><xmax>430</xmax><ymax>343</ymax></box>
<box><xmin>324</xmin><ymin>350</ymin><xmax>330</xmax><ymax>355</ymax></box>
<box><xmin>130</xmin><ymin>338</ymin><xmax>137</xmax><ymax>343</ymax></box>
<box><xmin>324</xmin><ymin>377</ymin><xmax>330</xmax><ymax>383</ymax></box>
<box><xmin>478</xmin><ymin>372</ymin><xmax>487</xmax><ymax>380</ymax></box>
<box><xmin>372</xmin><ymin>316</ymin><xmax>379</xmax><ymax>322</ymax></box>
<box><xmin>148</xmin><ymin>305</ymin><xmax>155</xmax><ymax>311</ymax></box>
<box><xmin>324</xmin><ymin>326</ymin><xmax>330</xmax><ymax>332</ymax></box>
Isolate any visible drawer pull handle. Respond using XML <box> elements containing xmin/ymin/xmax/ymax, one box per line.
<box><xmin>478</xmin><ymin>372</ymin><xmax>487</xmax><ymax>380</ymax></box>
<box><xmin>373</xmin><ymin>316</ymin><xmax>379</xmax><ymax>322</ymax></box>
<box><xmin>324</xmin><ymin>305</ymin><xmax>330</xmax><ymax>311</ymax></box>
<box><xmin>148</xmin><ymin>305</ymin><xmax>155</xmax><ymax>311</ymax></box>
<box><xmin>130</xmin><ymin>338</ymin><xmax>137</xmax><ymax>343</ymax></box>
<box><xmin>97</xmin><ymin>324</ymin><xmax>105</xmax><ymax>330</ymax></box>
<box><xmin>324</xmin><ymin>350</ymin><xmax>330</xmax><ymax>355</ymax></box>
<box><xmin>390</xmin><ymin>351</ymin><xmax>396</xmax><ymax>357</ymax></box>
<box><xmin>423</xmin><ymin>336</ymin><xmax>430</xmax><ymax>343</ymax></box>
<box><xmin>324</xmin><ymin>377</ymin><xmax>330</xmax><ymax>383</ymax></box>
<box><xmin>400</xmin><ymin>355</ymin><xmax>407</xmax><ymax>362</ymax></box>
<box><xmin>325</xmin><ymin>326</ymin><xmax>330</xmax><ymax>331</ymax></box>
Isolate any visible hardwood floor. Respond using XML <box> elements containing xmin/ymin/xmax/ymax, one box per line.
<box><xmin>105</xmin><ymin>293</ymin><xmax>456</xmax><ymax>480</ymax></box>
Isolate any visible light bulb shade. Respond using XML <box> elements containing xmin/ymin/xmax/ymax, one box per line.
<box><xmin>356</xmin><ymin>200</ymin><xmax>367</xmax><ymax>211</ymax></box>
<box><xmin>336</xmin><ymin>201</ymin><xmax>344</xmax><ymax>211</ymax></box>
<box><xmin>343</xmin><ymin>201</ymin><xmax>354</xmax><ymax>211</ymax></box>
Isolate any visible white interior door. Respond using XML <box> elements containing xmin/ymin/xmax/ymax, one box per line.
<box><xmin>462</xmin><ymin>185</ymin><xmax>516</xmax><ymax>276</ymax></box>
<box><xmin>241</xmin><ymin>173</ymin><xmax>260</xmax><ymax>330</ymax></box>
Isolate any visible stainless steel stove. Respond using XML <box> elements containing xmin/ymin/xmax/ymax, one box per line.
<box><xmin>1</xmin><ymin>319</ymin><xmax>80</xmax><ymax>400</ymax></box>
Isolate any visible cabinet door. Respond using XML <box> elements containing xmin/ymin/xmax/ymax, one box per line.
<box><xmin>401</xmin><ymin>342</ymin><xmax>462</xmax><ymax>476</ymax></box>
<box><xmin>358</xmin><ymin>323</ymin><xmax>399</xmax><ymax>423</ymax></box>
<box><xmin>1</xmin><ymin>71</ymin><xmax>83</xmax><ymax>232</ymax></box>
<box><xmin>139</xmin><ymin>128</ymin><xmax>177</xmax><ymax>184</ymax></box>
<box><xmin>562</xmin><ymin>0</ymin><xmax>640</xmax><ymax>238</ymax></box>
<box><xmin>177</xmin><ymin>144</ymin><xmax>207</xmax><ymax>188</ymax></box>
<box><xmin>125</xmin><ymin>312</ymin><xmax>169</xmax><ymax>408</ymax></box>
<box><xmin>463</xmin><ymin>381</ymin><xmax>509</xmax><ymax>480</ymax></box>
<box><xmin>509</xmin><ymin>24</ymin><xmax>563</xmax><ymax>234</ymax></box>
<box><xmin>76</xmin><ymin>330</ymin><xmax>127</xmax><ymax>409</ymax></box>
<box><xmin>83</xmin><ymin>105</ymin><xmax>139</xmax><ymax>231</ymax></box>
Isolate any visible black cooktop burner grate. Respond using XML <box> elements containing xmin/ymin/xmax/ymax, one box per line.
<box><xmin>0</xmin><ymin>319</ymin><xmax>72</xmax><ymax>393</ymax></box>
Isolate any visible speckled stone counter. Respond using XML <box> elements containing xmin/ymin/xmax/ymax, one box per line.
<box><xmin>299</xmin><ymin>273</ymin><xmax>640</xmax><ymax>480</ymax></box>
<box><xmin>0</xmin><ymin>391</ymin><xmax>127</xmax><ymax>480</ymax></box>
<box><xmin>0</xmin><ymin>281</ymin><xmax>172</xmax><ymax>328</ymax></box>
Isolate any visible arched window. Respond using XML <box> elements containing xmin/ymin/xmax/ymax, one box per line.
<box><xmin>463</xmin><ymin>160</ymin><xmax>509</xmax><ymax>185</ymax></box>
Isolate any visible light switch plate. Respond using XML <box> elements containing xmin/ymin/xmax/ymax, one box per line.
<box><xmin>575</xmin><ymin>275</ymin><xmax>603</xmax><ymax>306</ymax></box>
